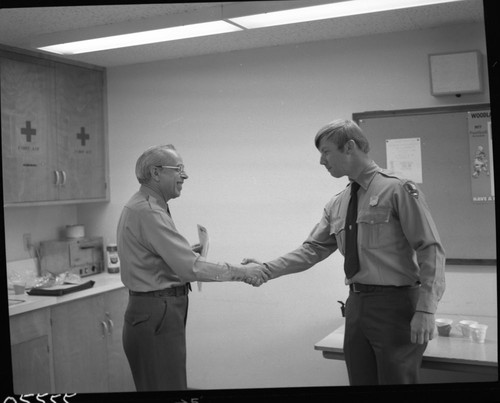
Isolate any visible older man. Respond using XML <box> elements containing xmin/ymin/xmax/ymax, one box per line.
<box><xmin>243</xmin><ymin>119</ymin><xmax>445</xmax><ymax>385</ymax></box>
<box><xmin>117</xmin><ymin>144</ymin><xmax>269</xmax><ymax>391</ymax></box>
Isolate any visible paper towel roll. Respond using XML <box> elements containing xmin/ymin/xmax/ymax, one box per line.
<box><xmin>66</xmin><ymin>224</ymin><xmax>85</xmax><ymax>238</ymax></box>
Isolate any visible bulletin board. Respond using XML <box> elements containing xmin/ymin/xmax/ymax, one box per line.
<box><xmin>353</xmin><ymin>103</ymin><xmax>495</xmax><ymax>264</ymax></box>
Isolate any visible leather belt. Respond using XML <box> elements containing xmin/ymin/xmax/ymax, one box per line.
<box><xmin>129</xmin><ymin>283</ymin><xmax>191</xmax><ymax>297</ymax></box>
<box><xmin>349</xmin><ymin>283</ymin><xmax>414</xmax><ymax>293</ymax></box>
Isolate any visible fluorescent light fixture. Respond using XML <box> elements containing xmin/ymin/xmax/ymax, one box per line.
<box><xmin>38</xmin><ymin>20</ymin><xmax>242</xmax><ymax>55</ymax></box>
<box><xmin>229</xmin><ymin>0</ymin><xmax>466</xmax><ymax>29</ymax></box>
<box><xmin>38</xmin><ymin>0</ymin><xmax>465</xmax><ymax>55</ymax></box>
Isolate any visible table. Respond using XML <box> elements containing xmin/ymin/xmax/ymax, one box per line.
<box><xmin>315</xmin><ymin>315</ymin><xmax>497</xmax><ymax>376</ymax></box>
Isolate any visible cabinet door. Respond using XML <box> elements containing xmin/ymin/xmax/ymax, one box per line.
<box><xmin>104</xmin><ymin>288</ymin><xmax>135</xmax><ymax>392</ymax></box>
<box><xmin>9</xmin><ymin>308</ymin><xmax>54</xmax><ymax>394</ymax></box>
<box><xmin>51</xmin><ymin>295</ymin><xmax>108</xmax><ymax>393</ymax></box>
<box><xmin>1</xmin><ymin>56</ymin><xmax>58</xmax><ymax>203</ymax></box>
<box><xmin>55</xmin><ymin>63</ymin><xmax>107</xmax><ymax>201</ymax></box>
<box><xmin>11</xmin><ymin>336</ymin><xmax>53</xmax><ymax>394</ymax></box>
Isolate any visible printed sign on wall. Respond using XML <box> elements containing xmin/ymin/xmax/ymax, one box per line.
<box><xmin>468</xmin><ymin>110</ymin><xmax>493</xmax><ymax>202</ymax></box>
<box><xmin>17</xmin><ymin>119</ymin><xmax>41</xmax><ymax>155</ymax></box>
<box><xmin>386</xmin><ymin>137</ymin><xmax>423</xmax><ymax>183</ymax></box>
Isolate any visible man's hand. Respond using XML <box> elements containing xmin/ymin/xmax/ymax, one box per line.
<box><xmin>239</xmin><ymin>258</ymin><xmax>271</xmax><ymax>287</ymax></box>
<box><xmin>410</xmin><ymin>311</ymin><xmax>435</xmax><ymax>344</ymax></box>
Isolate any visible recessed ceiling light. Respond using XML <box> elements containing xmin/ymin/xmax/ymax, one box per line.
<box><xmin>38</xmin><ymin>20</ymin><xmax>242</xmax><ymax>55</ymax></box>
<box><xmin>229</xmin><ymin>0</ymin><xmax>466</xmax><ymax>29</ymax></box>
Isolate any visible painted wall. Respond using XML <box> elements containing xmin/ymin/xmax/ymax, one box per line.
<box><xmin>5</xmin><ymin>21</ymin><xmax>495</xmax><ymax>389</ymax></box>
<box><xmin>4</xmin><ymin>205</ymin><xmax>77</xmax><ymax>261</ymax></box>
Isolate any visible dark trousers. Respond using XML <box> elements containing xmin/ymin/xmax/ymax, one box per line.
<box><xmin>344</xmin><ymin>285</ymin><xmax>427</xmax><ymax>385</ymax></box>
<box><xmin>123</xmin><ymin>293</ymin><xmax>189</xmax><ymax>391</ymax></box>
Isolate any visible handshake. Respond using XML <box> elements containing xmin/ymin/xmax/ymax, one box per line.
<box><xmin>238</xmin><ymin>258</ymin><xmax>271</xmax><ymax>287</ymax></box>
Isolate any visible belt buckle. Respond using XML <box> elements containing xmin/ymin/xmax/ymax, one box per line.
<box><xmin>351</xmin><ymin>283</ymin><xmax>361</xmax><ymax>293</ymax></box>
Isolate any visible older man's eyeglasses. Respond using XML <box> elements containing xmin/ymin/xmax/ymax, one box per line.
<box><xmin>156</xmin><ymin>165</ymin><xmax>186</xmax><ymax>175</ymax></box>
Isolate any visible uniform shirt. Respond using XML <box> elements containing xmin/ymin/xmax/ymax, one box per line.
<box><xmin>117</xmin><ymin>185</ymin><xmax>240</xmax><ymax>292</ymax></box>
<box><xmin>265</xmin><ymin>161</ymin><xmax>445</xmax><ymax>314</ymax></box>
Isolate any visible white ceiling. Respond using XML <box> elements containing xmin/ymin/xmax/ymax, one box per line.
<box><xmin>0</xmin><ymin>0</ymin><xmax>485</xmax><ymax>68</ymax></box>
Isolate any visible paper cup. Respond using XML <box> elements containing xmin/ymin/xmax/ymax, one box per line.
<box><xmin>457</xmin><ymin>320</ymin><xmax>479</xmax><ymax>338</ymax></box>
<box><xmin>435</xmin><ymin>318</ymin><xmax>453</xmax><ymax>336</ymax></box>
<box><xmin>469</xmin><ymin>323</ymin><xmax>488</xmax><ymax>343</ymax></box>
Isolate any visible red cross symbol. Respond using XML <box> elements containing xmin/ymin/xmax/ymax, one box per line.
<box><xmin>77</xmin><ymin>127</ymin><xmax>90</xmax><ymax>146</ymax></box>
<box><xmin>21</xmin><ymin>121</ymin><xmax>36</xmax><ymax>142</ymax></box>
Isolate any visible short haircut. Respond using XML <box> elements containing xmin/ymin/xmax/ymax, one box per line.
<box><xmin>314</xmin><ymin>119</ymin><xmax>370</xmax><ymax>153</ymax></box>
<box><xmin>135</xmin><ymin>144</ymin><xmax>177</xmax><ymax>184</ymax></box>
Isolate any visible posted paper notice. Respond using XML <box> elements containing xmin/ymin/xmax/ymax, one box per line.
<box><xmin>468</xmin><ymin>110</ymin><xmax>494</xmax><ymax>202</ymax></box>
<box><xmin>386</xmin><ymin>138</ymin><xmax>423</xmax><ymax>183</ymax></box>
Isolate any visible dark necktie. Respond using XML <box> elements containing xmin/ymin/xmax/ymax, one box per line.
<box><xmin>344</xmin><ymin>181</ymin><xmax>361</xmax><ymax>279</ymax></box>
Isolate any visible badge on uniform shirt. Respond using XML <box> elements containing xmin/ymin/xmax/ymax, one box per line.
<box><xmin>369</xmin><ymin>196</ymin><xmax>379</xmax><ymax>206</ymax></box>
<box><xmin>404</xmin><ymin>181</ymin><xmax>419</xmax><ymax>199</ymax></box>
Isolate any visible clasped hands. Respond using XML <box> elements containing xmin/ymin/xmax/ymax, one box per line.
<box><xmin>239</xmin><ymin>258</ymin><xmax>270</xmax><ymax>287</ymax></box>
<box><xmin>192</xmin><ymin>243</ymin><xmax>269</xmax><ymax>287</ymax></box>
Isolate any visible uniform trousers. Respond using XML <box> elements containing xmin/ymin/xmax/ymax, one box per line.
<box><xmin>343</xmin><ymin>284</ymin><xmax>427</xmax><ymax>385</ymax></box>
<box><xmin>123</xmin><ymin>290</ymin><xmax>189</xmax><ymax>391</ymax></box>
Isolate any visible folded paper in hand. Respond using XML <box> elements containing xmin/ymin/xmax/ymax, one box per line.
<box><xmin>197</xmin><ymin>224</ymin><xmax>209</xmax><ymax>291</ymax></box>
<box><xmin>197</xmin><ymin>224</ymin><xmax>209</xmax><ymax>257</ymax></box>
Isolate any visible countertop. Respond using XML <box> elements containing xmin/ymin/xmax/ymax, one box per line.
<box><xmin>8</xmin><ymin>272</ymin><xmax>125</xmax><ymax>316</ymax></box>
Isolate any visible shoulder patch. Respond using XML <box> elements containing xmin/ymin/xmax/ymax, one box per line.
<box><xmin>403</xmin><ymin>181</ymin><xmax>419</xmax><ymax>199</ymax></box>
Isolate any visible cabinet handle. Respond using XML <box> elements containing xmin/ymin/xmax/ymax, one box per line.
<box><xmin>61</xmin><ymin>170</ymin><xmax>67</xmax><ymax>186</ymax></box>
<box><xmin>106</xmin><ymin>312</ymin><xmax>114</xmax><ymax>336</ymax></box>
<box><xmin>54</xmin><ymin>170</ymin><xmax>61</xmax><ymax>185</ymax></box>
<box><xmin>101</xmin><ymin>320</ymin><xmax>109</xmax><ymax>338</ymax></box>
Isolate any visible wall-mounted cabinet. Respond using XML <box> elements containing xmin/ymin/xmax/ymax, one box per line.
<box><xmin>1</xmin><ymin>48</ymin><xmax>108</xmax><ymax>206</ymax></box>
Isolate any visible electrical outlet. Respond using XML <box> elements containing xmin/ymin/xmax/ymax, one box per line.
<box><xmin>23</xmin><ymin>233</ymin><xmax>32</xmax><ymax>250</ymax></box>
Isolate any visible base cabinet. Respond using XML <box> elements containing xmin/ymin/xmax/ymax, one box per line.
<box><xmin>9</xmin><ymin>287</ymin><xmax>134</xmax><ymax>394</ymax></box>
<box><xmin>50</xmin><ymin>288</ymin><xmax>135</xmax><ymax>393</ymax></box>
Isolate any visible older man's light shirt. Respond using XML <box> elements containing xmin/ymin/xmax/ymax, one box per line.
<box><xmin>117</xmin><ymin>186</ymin><xmax>240</xmax><ymax>292</ymax></box>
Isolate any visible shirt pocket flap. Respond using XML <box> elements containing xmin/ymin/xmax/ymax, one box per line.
<box><xmin>358</xmin><ymin>207</ymin><xmax>391</xmax><ymax>224</ymax></box>
<box><xmin>329</xmin><ymin>216</ymin><xmax>345</xmax><ymax>235</ymax></box>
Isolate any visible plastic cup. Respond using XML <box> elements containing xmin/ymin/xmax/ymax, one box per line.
<box><xmin>457</xmin><ymin>320</ymin><xmax>479</xmax><ymax>338</ymax></box>
<box><xmin>13</xmin><ymin>282</ymin><xmax>26</xmax><ymax>295</ymax></box>
<box><xmin>469</xmin><ymin>323</ymin><xmax>488</xmax><ymax>343</ymax></box>
<box><xmin>435</xmin><ymin>318</ymin><xmax>453</xmax><ymax>336</ymax></box>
